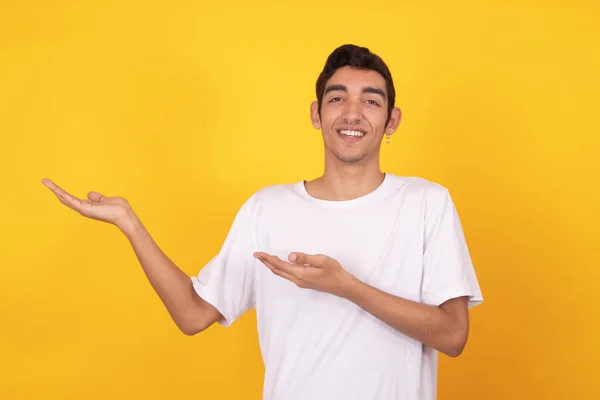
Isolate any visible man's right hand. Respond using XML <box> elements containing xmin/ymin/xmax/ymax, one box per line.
<box><xmin>41</xmin><ymin>178</ymin><xmax>135</xmax><ymax>232</ymax></box>
<box><xmin>41</xmin><ymin>177</ymin><xmax>222</xmax><ymax>335</ymax></box>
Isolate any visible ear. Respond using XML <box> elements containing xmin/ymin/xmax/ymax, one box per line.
<box><xmin>385</xmin><ymin>107</ymin><xmax>402</xmax><ymax>136</ymax></box>
<box><xmin>310</xmin><ymin>101</ymin><xmax>321</xmax><ymax>129</ymax></box>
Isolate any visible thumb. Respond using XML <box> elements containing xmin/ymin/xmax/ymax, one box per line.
<box><xmin>288</xmin><ymin>252</ymin><xmax>306</xmax><ymax>264</ymax></box>
<box><xmin>87</xmin><ymin>191</ymin><xmax>106</xmax><ymax>202</ymax></box>
<box><xmin>289</xmin><ymin>252</ymin><xmax>323</xmax><ymax>266</ymax></box>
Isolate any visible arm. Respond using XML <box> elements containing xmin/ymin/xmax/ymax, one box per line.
<box><xmin>254</xmin><ymin>252</ymin><xmax>469</xmax><ymax>357</ymax></box>
<box><xmin>121</xmin><ymin>214</ymin><xmax>223</xmax><ymax>335</ymax></box>
<box><xmin>255</xmin><ymin>189</ymin><xmax>480</xmax><ymax>356</ymax></box>
<box><xmin>42</xmin><ymin>178</ymin><xmax>222</xmax><ymax>335</ymax></box>
<box><xmin>341</xmin><ymin>278</ymin><xmax>469</xmax><ymax>357</ymax></box>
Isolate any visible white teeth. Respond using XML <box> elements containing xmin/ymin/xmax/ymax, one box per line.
<box><xmin>339</xmin><ymin>130</ymin><xmax>365</xmax><ymax>137</ymax></box>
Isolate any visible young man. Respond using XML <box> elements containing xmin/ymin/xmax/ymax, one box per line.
<box><xmin>42</xmin><ymin>44</ymin><xmax>483</xmax><ymax>399</ymax></box>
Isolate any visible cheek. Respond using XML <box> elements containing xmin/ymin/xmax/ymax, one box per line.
<box><xmin>367</xmin><ymin>111</ymin><xmax>388</xmax><ymax>131</ymax></box>
<box><xmin>320</xmin><ymin>103</ymin><xmax>344</xmax><ymax>119</ymax></box>
<box><xmin>319</xmin><ymin>113</ymin><xmax>338</xmax><ymax>130</ymax></box>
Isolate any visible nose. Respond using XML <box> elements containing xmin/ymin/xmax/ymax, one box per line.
<box><xmin>341</xmin><ymin>98</ymin><xmax>363</xmax><ymax>124</ymax></box>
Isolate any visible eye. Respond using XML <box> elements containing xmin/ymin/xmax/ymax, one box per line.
<box><xmin>366</xmin><ymin>99</ymin><xmax>380</xmax><ymax>106</ymax></box>
<box><xmin>329</xmin><ymin>97</ymin><xmax>343</xmax><ymax>103</ymax></box>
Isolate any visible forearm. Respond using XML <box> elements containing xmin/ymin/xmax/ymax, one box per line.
<box><xmin>342</xmin><ymin>278</ymin><xmax>467</xmax><ymax>357</ymax></box>
<box><xmin>120</xmin><ymin>213</ymin><xmax>213</xmax><ymax>335</ymax></box>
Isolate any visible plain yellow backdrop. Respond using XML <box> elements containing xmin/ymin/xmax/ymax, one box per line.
<box><xmin>1</xmin><ymin>0</ymin><xmax>599</xmax><ymax>399</ymax></box>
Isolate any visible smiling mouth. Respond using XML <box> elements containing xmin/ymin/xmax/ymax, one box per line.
<box><xmin>337</xmin><ymin>129</ymin><xmax>366</xmax><ymax>138</ymax></box>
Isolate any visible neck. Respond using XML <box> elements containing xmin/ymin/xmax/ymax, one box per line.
<box><xmin>306</xmin><ymin>156</ymin><xmax>385</xmax><ymax>201</ymax></box>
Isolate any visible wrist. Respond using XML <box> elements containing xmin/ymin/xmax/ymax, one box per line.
<box><xmin>338</xmin><ymin>272</ymin><xmax>364</xmax><ymax>300</ymax></box>
<box><xmin>117</xmin><ymin>209</ymin><xmax>142</xmax><ymax>237</ymax></box>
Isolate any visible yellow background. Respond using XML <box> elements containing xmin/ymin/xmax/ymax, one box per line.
<box><xmin>1</xmin><ymin>0</ymin><xmax>599</xmax><ymax>399</ymax></box>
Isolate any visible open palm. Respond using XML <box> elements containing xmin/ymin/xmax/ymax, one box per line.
<box><xmin>41</xmin><ymin>178</ymin><xmax>132</xmax><ymax>227</ymax></box>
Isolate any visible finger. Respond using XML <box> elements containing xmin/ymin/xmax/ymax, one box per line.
<box><xmin>87</xmin><ymin>191</ymin><xmax>106</xmax><ymax>202</ymax></box>
<box><xmin>42</xmin><ymin>178</ymin><xmax>84</xmax><ymax>212</ymax></box>
<box><xmin>54</xmin><ymin>194</ymin><xmax>71</xmax><ymax>208</ymax></box>
<box><xmin>41</xmin><ymin>178</ymin><xmax>61</xmax><ymax>192</ymax></box>
<box><xmin>42</xmin><ymin>178</ymin><xmax>70</xmax><ymax>199</ymax></box>
<box><xmin>257</xmin><ymin>253</ymin><xmax>303</xmax><ymax>276</ymax></box>
<box><xmin>255</xmin><ymin>253</ymin><xmax>304</xmax><ymax>278</ymax></box>
<box><xmin>289</xmin><ymin>252</ymin><xmax>328</xmax><ymax>267</ymax></box>
<box><xmin>259</xmin><ymin>258</ymin><xmax>302</xmax><ymax>286</ymax></box>
<box><xmin>41</xmin><ymin>178</ymin><xmax>53</xmax><ymax>189</ymax></box>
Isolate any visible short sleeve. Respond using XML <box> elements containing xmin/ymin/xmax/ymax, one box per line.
<box><xmin>421</xmin><ymin>188</ymin><xmax>483</xmax><ymax>308</ymax></box>
<box><xmin>190</xmin><ymin>197</ymin><xmax>258</xmax><ymax>327</ymax></box>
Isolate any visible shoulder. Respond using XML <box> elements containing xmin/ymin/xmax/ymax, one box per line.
<box><xmin>387</xmin><ymin>174</ymin><xmax>450</xmax><ymax>200</ymax></box>
<box><xmin>247</xmin><ymin>182</ymin><xmax>299</xmax><ymax>204</ymax></box>
<box><xmin>384</xmin><ymin>175</ymin><xmax>455</xmax><ymax>220</ymax></box>
<box><xmin>236</xmin><ymin>181</ymin><xmax>300</xmax><ymax>215</ymax></box>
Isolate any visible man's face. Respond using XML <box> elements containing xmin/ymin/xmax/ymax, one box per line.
<box><xmin>311</xmin><ymin>66</ymin><xmax>401</xmax><ymax>165</ymax></box>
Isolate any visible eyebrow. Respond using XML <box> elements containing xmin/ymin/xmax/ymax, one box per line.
<box><xmin>324</xmin><ymin>84</ymin><xmax>386</xmax><ymax>99</ymax></box>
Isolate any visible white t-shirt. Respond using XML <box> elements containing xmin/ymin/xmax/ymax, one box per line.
<box><xmin>191</xmin><ymin>174</ymin><xmax>483</xmax><ymax>400</ymax></box>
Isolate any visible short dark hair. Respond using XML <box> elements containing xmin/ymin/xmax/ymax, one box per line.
<box><xmin>316</xmin><ymin>44</ymin><xmax>396</xmax><ymax>124</ymax></box>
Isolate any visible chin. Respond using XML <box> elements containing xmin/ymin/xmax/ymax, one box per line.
<box><xmin>324</xmin><ymin>141</ymin><xmax>371</xmax><ymax>164</ymax></box>
<box><xmin>334</xmin><ymin>152</ymin><xmax>368</xmax><ymax>164</ymax></box>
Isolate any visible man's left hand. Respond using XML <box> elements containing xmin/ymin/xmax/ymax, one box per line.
<box><xmin>253</xmin><ymin>251</ymin><xmax>357</xmax><ymax>298</ymax></box>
